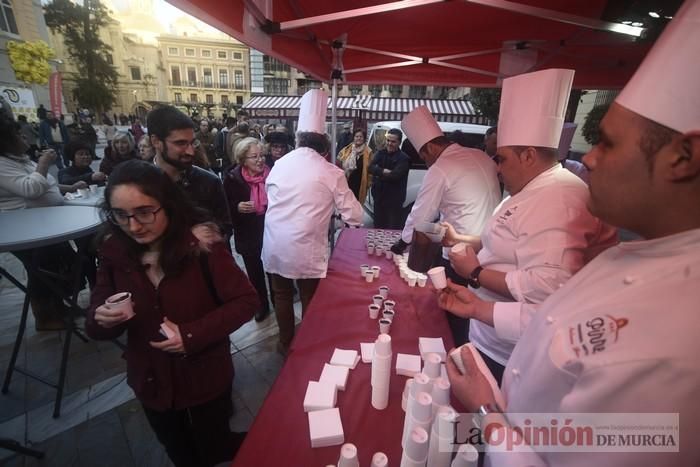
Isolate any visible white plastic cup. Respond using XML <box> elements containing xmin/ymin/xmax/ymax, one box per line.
<box><xmin>427</xmin><ymin>266</ymin><xmax>447</xmax><ymax>289</ymax></box>
<box><xmin>379</xmin><ymin>318</ymin><xmax>391</xmax><ymax>334</ymax></box>
<box><xmin>407</xmin><ymin>274</ymin><xmax>417</xmax><ymax>287</ymax></box>
<box><xmin>374</xmin><ymin>333</ymin><xmax>392</xmax><ymax>356</ymax></box>
<box><xmin>367</xmin><ymin>244</ymin><xmax>375</xmax><ymax>255</ymax></box>
<box><xmin>375</xmin><ymin>246</ymin><xmax>384</xmax><ymax>257</ymax></box>
<box><xmin>105</xmin><ymin>292</ymin><xmax>134</xmax><ymax>319</ymax></box>
<box><xmin>370</xmin><ymin>452</ymin><xmax>389</xmax><ymax>467</ymax></box>
<box><xmin>89</xmin><ymin>184</ymin><xmax>98</xmax><ymax>194</ymax></box>
<box><xmin>383</xmin><ymin>300</ymin><xmax>395</xmax><ymax>311</ymax></box>
<box><xmin>369</xmin><ymin>304</ymin><xmax>381</xmax><ymax>319</ymax></box>
<box><xmin>338</xmin><ymin>443</ymin><xmax>359</xmax><ymax>467</ymax></box>
<box><xmin>372</xmin><ymin>295</ymin><xmax>384</xmax><ymax>306</ymax></box>
<box><xmin>371</xmin><ymin>265</ymin><xmax>381</xmax><ymax>278</ymax></box>
<box><xmin>378</xmin><ymin>286</ymin><xmax>389</xmax><ymax>299</ymax></box>
<box><xmin>417</xmin><ymin>274</ymin><xmax>427</xmax><ymax>287</ymax></box>
<box><xmin>77</xmin><ymin>188</ymin><xmax>90</xmax><ymax>198</ymax></box>
<box><xmin>365</xmin><ymin>270</ymin><xmax>375</xmax><ymax>283</ymax></box>
<box><xmin>361</xmin><ymin>264</ymin><xmax>370</xmax><ymax>277</ymax></box>
<box><xmin>382</xmin><ymin>309</ymin><xmax>395</xmax><ymax>322</ymax></box>
<box><xmin>384</xmin><ymin>249</ymin><xmax>393</xmax><ymax>260</ymax></box>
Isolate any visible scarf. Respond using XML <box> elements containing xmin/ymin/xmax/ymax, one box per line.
<box><xmin>340</xmin><ymin>143</ymin><xmax>366</xmax><ymax>176</ymax></box>
<box><xmin>241</xmin><ymin>165</ymin><xmax>270</xmax><ymax>215</ymax></box>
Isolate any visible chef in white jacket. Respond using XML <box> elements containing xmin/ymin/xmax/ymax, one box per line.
<box><xmin>443</xmin><ymin>68</ymin><xmax>617</xmax><ymax>382</ymax></box>
<box><xmin>262</xmin><ymin>89</ymin><xmax>363</xmax><ymax>354</ymax></box>
<box><xmin>393</xmin><ymin>106</ymin><xmax>502</xmax><ymax>344</ymax></box>
<box><xmin>445</xmin><ymin>2</ymin><xmax>700</xmax><ymax>466</ymax></box>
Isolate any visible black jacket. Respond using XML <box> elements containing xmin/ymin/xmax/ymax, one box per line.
<box><xmin>369</xmin><ymin>149</ymin><xmax>411</xmax><ymax>205</ymax></box>
<box><xmin>222</xmin><ymin>165</ymin><xmax>265</xmax><ymax>255</ymax></box>
<box><xmin>179</xmin><ymin>166</ymin><xmax>233</xmax><ymax>237</ymax></box>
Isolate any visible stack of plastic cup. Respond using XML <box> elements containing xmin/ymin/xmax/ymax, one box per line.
<box><xmin>337</xmin><ymin>443</ymin><xmax>360</xmax><ymax>467</ymax></box>
<box><xmin>451</xmin><ymin>444</ymin><xmax>479</xmax><ymax>467</ymax></box>
<box><xmin>371</xmin><ymin>452</ymin><xmax>389</xmax><ymax>467</ymax></box>
<box><xmin>431</xmin><ymin>377</ymin><xmax>451</xmax><ymax>417</ymax></box>
<box><xmin>400</xmin><ymin>426</ymin><xmax>430</xmax><ymax>467</ymax></box>
<box><xmin>371</xmin><ymin>334</ymin><xmax>392</xmax><ymax>410</ymax></box>
<box><xmin>428</xmin><ymin>406</ymin><xmax>458</xmax><ymax>467</ymax></box>
<box><xmin>423</xmin><ymin>353</ymin><xmax>442</xmax><ymax>380</ymax></box>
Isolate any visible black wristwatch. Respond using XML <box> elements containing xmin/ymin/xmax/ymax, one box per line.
<box><xmin>468</xmin><ymin>266</ymin><xmax>484</xmax><ymax>289</ymax></box>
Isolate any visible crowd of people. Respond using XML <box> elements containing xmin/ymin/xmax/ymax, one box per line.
<box><xmin>1</xmin><ymin>2</ymin><xmax>698</xmax><ymax>465</ymax></box>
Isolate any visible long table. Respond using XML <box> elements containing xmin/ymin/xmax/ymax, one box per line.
<box><xmin>232</xmin><ymin>228</ymin><xmax>455</xmax><ymax>466</ymax></box>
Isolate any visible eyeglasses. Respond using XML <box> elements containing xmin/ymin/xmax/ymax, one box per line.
<box><xmin>245</xmin><ymin>154</ymin><xmax>264</xmax><ymax>161</ymax></box>
<box><xmin>166</xmin><ymin>138</ymin><xmax>201</xmax><ymax>149</ymax></box>
<box><xmin>108</xmin><ymin>206</ymin><xmax>163</xmax><ymax>226</ymax></box>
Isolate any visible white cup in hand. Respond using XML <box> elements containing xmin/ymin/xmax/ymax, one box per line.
<box><xmin>105</xmin><ymin>292</ymin><xmax>134</xmax><ymax>320</ymax></box>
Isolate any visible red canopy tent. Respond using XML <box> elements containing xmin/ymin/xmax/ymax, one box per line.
<box><xmin>167</xmin><ymin>0</ymin><xmax>659</xmax><ymax>89</ymax></box>
<box><xmin>166</xmin><ymin>0</ymin><xmax>673</xmax><ymax>151</ymax></box>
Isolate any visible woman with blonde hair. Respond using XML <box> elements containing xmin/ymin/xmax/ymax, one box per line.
<box><xmin>337</xmin><ymin>128</ymin><xmax>372</xmax><ymax>204</ymax></box>
<box><xmin>223</xmin><ymin>137</ymin><xmax>271</xmax><ymax>321</ymax></box>
<box><xmin>99</xmin><ymin>130</ymin><xmax>138</xmax><ymax>175</ymax></box>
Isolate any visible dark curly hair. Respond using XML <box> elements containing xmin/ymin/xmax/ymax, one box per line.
<box><xmin>99</xmin><ymin>160</ymin><xmax>211</xmax><ymax>275</ymax></box>
<box><xmin>0</xmin><ymin>109</ymin><xmax>21</xmax><ymax>156</ymax></box>
<box><xmin>64</xmin><ymin>139</ymin><xmax>96</xmax><ymax>163</ymax></box>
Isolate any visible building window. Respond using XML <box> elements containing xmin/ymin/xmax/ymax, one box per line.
<box><xmin>174</xmin><ymin>92</ymin><xmax>182</xmax><ymax>103</ymax></box>
<box><xmin>263</xmin><ymin>56</ymin><xmax>290</xmax><ymax>73</ymax></box>
<box><xmin>221</xmin><ymin>95</ymin><xmax>229</xmax><ymax>105</ymax></box>
<box><xmin>105</xmin><ymin>54</ymin><xmax>113</xmax><ymax>65</ymax></box>
<box><xmin>409</xmin><ymin>85</ymin><xmax>427</xmax><ymax>98</ymax></box>
<box><xmin>233</xmin><ymin>52</ymin><xmax>242</xmax><ymax>60</ymax></box>
<box><xmin>368</xmin><ymin>85</ymin><xmax>382</xmax><ymax>97</ymax></box>
<box><xmin>348</xmin><ymin>85</ymin><xmax>362</xmax><ymax>96</ymax></box>
<box><xmin>0</xmin><ymin>0</ymin><xmax>18</xmax><ymax>34</ymax></box>
<box><xmin>219</xmin><ymin>70</ymin><xmax>228</xmax><ymax>88</ymax></box>
<box><xmin>168</xmin><ymin>47</ymin><xmax>178</xmax><ymax>55</ymax></box>
<box><xmin>201</xmin><ymin>49</ymin><xmax>212</xmax><ymax>58</ymax></box>
<box><xmin>129</xmin><ymin>66</ymin><xmax>141</xmax><ymax>81</ymax></box>
<box><xmin>264</xmin><ymin>78</ymin><xmax>289</xmax><ymax>95</ymax></box>
<box><xmin>205</xmin><ymin>94</ymin><xmax>214</xmax><ymax>104</ymax></box>
<box><xmin>190</xmin><ymin>93</ymin><xmax>198</xmax><ymax>103</ymax></box>
<box><xmin>217</xmin><ymin>50</ymin><xmax>227</xmax><ymax>59</ymax></box>
<box><xmin>236</xmin><ymin>95</ymin><xmax>243</xmax><ymax>105</ymax></box>
<box><xmin>187</xmin><ymin>67</ymin><xmax>197</xmax><ymax>86</ymax></box>
<box><xmin>203</xmin><ymin>68</ymin><xmax>213</xmax><ymax>87</ymax></box>
<box><xmin>389</xmin><ymin>85</ymin><xmax>402</xmax><ymax>98</ymax></box>
<box><xmin>170</xmin><ymin>66</ymin><xmax>181</xmax><ymax>85</ymax></box>
<box><xmin>185</xmin><ymin>48</ymin><xmax>195</xmax><ymax>57</ymax></box>
<box><xmin>234</xmin><ymin>70</ymin><xmax>244</xmax><ymax>89</ymax></box>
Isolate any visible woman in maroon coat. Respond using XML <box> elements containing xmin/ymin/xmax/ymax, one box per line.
<box><xmin>86</xmin><ymin>160</ymin><xmax>259</xmax><ymax>467</ymax></box>
<box><xmin>223</xmin><ymin>137</ymin><xmax>271</xmax><ymax>322</ymax></box>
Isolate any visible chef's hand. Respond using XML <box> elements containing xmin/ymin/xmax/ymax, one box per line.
<box><xmin>440</xmin><ymin>221</ymin><xmax>460</xmax><ymax>247</ymax></box>
<box><xmin>149</xmin><ymin>317</ymin><xmax>185</xmax><ymax>354</ymax></box>
<box><xmin>93</xmin><ymin>303</ymin><xmax>130</xmax><ymax>328</ymax></box>
<box><xmin>237</xmin><ymin>201</ymin><xmax>255</xmax><ymax>213</ymax></box>
<box><xmin>446</xmin><ymin>345</ymin><xmax>497</xmax><ymax>412</ymax></box>
<box><xmin>448</xmin><ymin>245</ymin><xmax>479</xmax><ymax>278</ymax></box>
<box><xmin>437</xmin><ymin>279</ymin><xmax>478</xmax><ymax>318</ymax></box>
<box><xmin>390</xmin><ymin>238</ymin><xmax>408</xmax><ymax>255</ymax></box>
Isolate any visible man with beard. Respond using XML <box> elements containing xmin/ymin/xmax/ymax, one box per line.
<box><xmin>147</xmin><ymin>106</ymin><xmax>232</xmax><ymax>238</ymax></box>
<box><xmin>39</xmin><ymin>111</ymin><xmax>70</xmax><ymax>168</ymax></box>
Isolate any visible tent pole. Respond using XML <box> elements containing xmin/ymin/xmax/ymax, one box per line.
<box><xmin>331</xmin><ymin>79</ymin><xmax>338</xmax><ymax>164</ymax></box>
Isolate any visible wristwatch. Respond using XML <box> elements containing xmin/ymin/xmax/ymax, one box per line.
<box><xmin>473</xmin><ymin>403</ymin><xmax>502</xmax><ymax>429</ymax></box>
<box><xmin>468</xmin><ymin>266</ymin><xmax>484</xmax><ymax>289</ymax></box>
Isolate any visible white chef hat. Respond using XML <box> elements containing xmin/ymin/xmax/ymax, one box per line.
<box><xmin>498</xmin><ymin>68</ymin><xmax>575</xmax><ymax>149</ymax></box>
<box><xmin>616</xmin><ymin>1</ymin><xmax>700</xmax><ymax>134</ymax></box>
<box><xmin>557</xmin><ymin>122</ymin><xmax>578</xmax><ymax>160</ymax></box>
<box><xmin>401</xmin><ymin>105</ymin><xmax>442</xmax><ymax>152</ymax></box>
<box><xmin>297</xmin><ymin>89</ymin><xmax>328</xmax><ymax>134</ymax></box>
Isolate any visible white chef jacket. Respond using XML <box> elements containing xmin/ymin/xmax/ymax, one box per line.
<box><xmin>487</xmin><ymin>228</ymin><xmax>700</xmax><ymax>467</ymax></box>
<box><xmin>262</xmin><ymin>147</ymin><xmax>363</xmax><ymax>279</ymax></box>
<box><xmin>562</xmin><ymin>159</ymin><xmax>590</xmax><ymax>185</ymax></box>
<box><xmin>401</xmin><ymin>145</ymin><xmax>501</xmax><ymax>259</ymax></box>
<box><xmin>470</xmin><ymin>164</ymin><xmax>617</xmax><ymax>365</ymax></box>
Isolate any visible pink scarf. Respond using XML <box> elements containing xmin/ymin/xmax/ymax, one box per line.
<box><xmin>241</xmin><ymin>165</ymin><xmax>270</xmax><ymax>215</ymax></box>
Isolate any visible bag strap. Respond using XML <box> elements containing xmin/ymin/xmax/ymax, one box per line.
<box><xmin>199</xmin><ymin>253</ymin><xmax>223</xmax><ymax>306</ymax></box>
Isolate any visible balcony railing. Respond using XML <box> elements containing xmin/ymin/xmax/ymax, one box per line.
<box><xmin>168</xmin><ymin>80</ymin><xmax>248</xmax><ymax>90</ymax></box>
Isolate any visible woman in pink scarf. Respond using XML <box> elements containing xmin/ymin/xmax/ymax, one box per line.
<box><xmin>223</xmin><ymin>137</ymin><xmax>272</xmax><ymax>321</ymax></box>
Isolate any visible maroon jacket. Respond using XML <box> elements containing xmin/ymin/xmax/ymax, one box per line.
<box><xmin>86</xmin><ymin>227</ymin><xmax>259</xmax><ymax>411</ymax></box>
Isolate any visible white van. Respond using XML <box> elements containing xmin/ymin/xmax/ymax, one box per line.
<box><xmin>363</xmin><ymin>120</ymin><xmax>492</xmax><ymax>226</ymax></box>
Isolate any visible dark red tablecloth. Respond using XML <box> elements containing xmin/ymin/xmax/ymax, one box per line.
<box><xmin>232</xmin><ymin>228</ymin><xmax>454</xmax><ymax>466</ymax></box>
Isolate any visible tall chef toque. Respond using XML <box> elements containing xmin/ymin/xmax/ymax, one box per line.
<box><xmin>401</xmin><ymin>105</ymin><xmax>442</xmax><ymax>153</ymax></box>
<box><xmin>498</xmin><ymin>68</ymin><xmax>575</xmax><ymax>149</ymax></box>
<box><xmin>297</xmin><ymin>89</ymin><xmax>329</xmax><ymax>134</ymax></box>
<box><xmin>616</xmin><ymin>0</ymin><xmax>699</xmax><ymax>134</ymax></box>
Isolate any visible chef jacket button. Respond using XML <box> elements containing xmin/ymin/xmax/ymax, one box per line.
<box><xmin>511</xmin><ymin>368</ymin><xmax>520</xmax><ymax>377</ymax></box>
<box><xmin>187</xmin><ymin>333</ymin><xmax>192</xmax><ymax>338</ymax></box>
<box><xmin>546</xmin><ymin>315</ymin><xmax>554</xmax><ymax>324</ymax></box>
<box><xmin>623</xmin><ymin>276</ymin><xmax>635</xmax><ymax>284</ymax></box>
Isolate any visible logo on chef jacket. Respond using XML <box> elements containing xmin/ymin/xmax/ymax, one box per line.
<box><xmin>496</xmin><ymin>205</ymin><xmax>518</xmax><ymax>224</ymax></box>
<box><xmin>568</xmin><ymin>314</ymin><xmax>629</xmax><ymax>357</ymax></box>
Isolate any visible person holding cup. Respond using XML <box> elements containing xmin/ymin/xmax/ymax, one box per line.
<box><xmin>58</xmin><ymin>139</ymin><xmax>107</xmax><ymax>186</ymax></box>
<box><xmin>86</xmin><ymin>160</ymin><xmax>260</xmax><ymax>466</ymax></box>
<box><xmin>223</xmin><ymin>137</ymin><xmax>272</xmax><ymax>322</ymax></box>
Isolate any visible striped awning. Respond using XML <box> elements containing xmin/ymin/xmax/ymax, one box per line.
<box><xmin>242</xmin><ymin>95</ymin><xmax>487</xmax><ymax>124</ymax></box>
